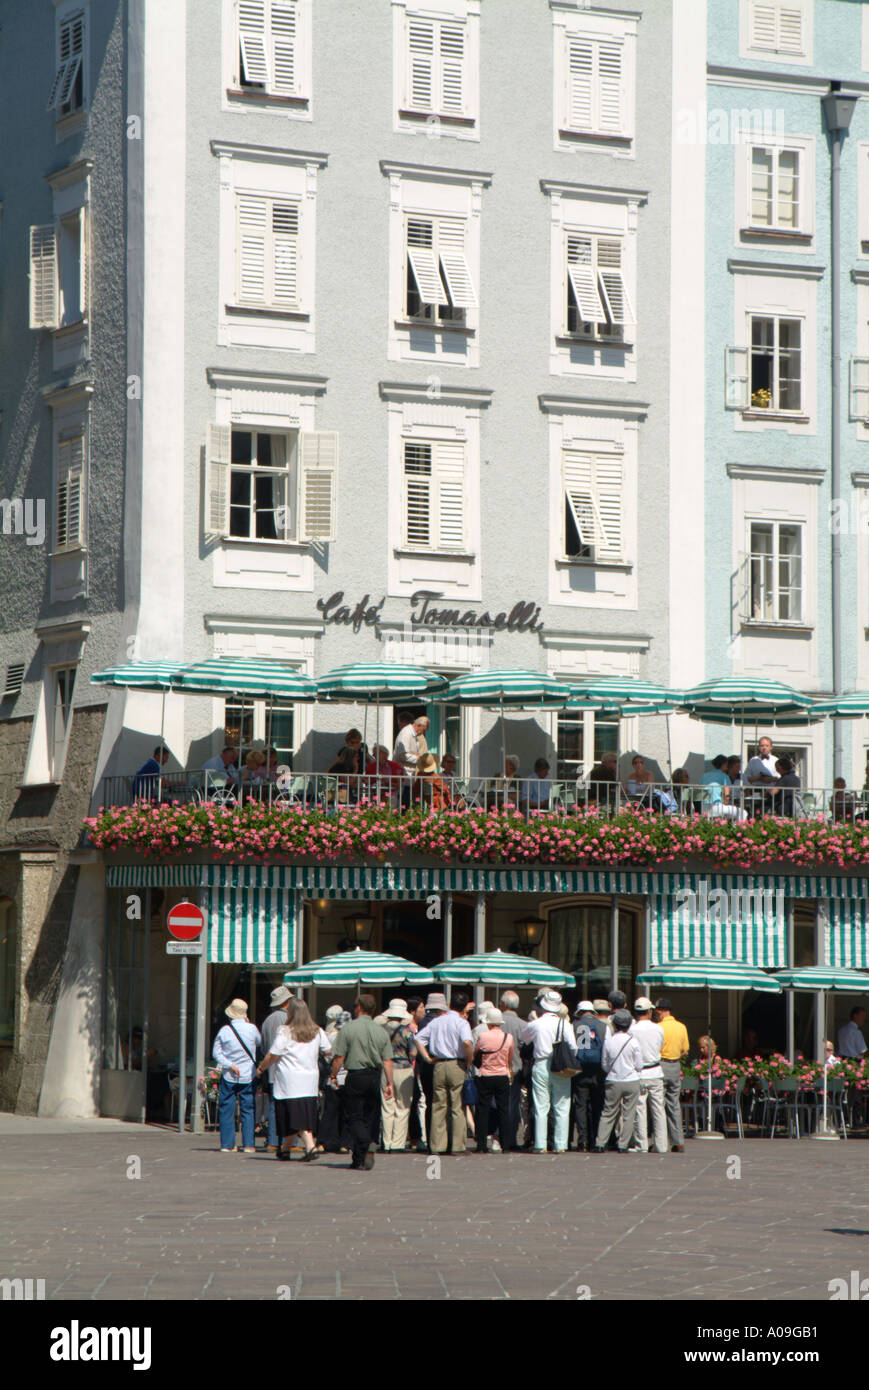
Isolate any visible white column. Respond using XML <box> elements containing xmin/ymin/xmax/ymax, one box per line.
<box><xmin>474</xmin><ymin>892</ymin><xmax>486</xmax><ymax>1006</ymax></box>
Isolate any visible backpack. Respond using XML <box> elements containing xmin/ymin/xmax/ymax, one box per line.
<box><xmin>574</xmin><ymin>1018</ymin><xmax>604</xmax><ymax>1069</ymax></box>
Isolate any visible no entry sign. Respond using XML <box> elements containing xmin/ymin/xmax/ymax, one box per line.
<box><xmin>167</xmin><ymin>900</ymin><xmax>206</xmax><ymax>941</ymax></box>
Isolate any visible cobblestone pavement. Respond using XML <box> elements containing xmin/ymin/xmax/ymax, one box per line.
<box><xmin>2</xmin><ymin>1125</ymin><xmax>867</xmax><ymax>1300</ymax></box>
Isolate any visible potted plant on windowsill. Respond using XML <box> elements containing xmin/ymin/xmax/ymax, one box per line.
<box><xmin>750</xmin><ymin>388</ymin><xmax>772</xmax><ymax>409</ymax></box>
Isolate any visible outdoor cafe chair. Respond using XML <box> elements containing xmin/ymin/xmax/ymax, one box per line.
<box><xmin>768</xmin><ymin>1077</ymin><xmax>814</xmax><ymax>1138</ymax></box>
<box><xmin>706</xmin><ymin>1077</ymin><xmax>745</xmax><ymax>1140</ymax></box>
<box><xmin>680</xmin><ymin>1076</ymin><xmax>700</xmax><ymax>1135</ymax></box>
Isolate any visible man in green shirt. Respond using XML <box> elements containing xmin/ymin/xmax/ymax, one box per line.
<box><xmin>331</xmin><ymin>995</ymin><xmax>394</xmax><ymax>1170</ymax></box>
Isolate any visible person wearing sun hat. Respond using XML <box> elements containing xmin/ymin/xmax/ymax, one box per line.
<box><xmin>521</xmin><ymin>990</ymin><xmax>576</xmax><ymax>1154</ymax></box>
<box><xmin>213</xmin><ymin>1000</ymin><xmax>262</xmax><ymax>1154</ymax></box>
<box><xmin>260</xmin><ymin>985</ymin><xmax>293</xmax><ymax>1152</ymax></box>
<box><xmin>380</xmin><ymin>999</ymin><xmax>417</xmax><ymax>1152</ymax></box>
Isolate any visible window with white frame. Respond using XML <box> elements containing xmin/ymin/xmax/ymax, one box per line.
<box><xmin>402</xmin><ymin>438</ymin><xmax>465</xmax><ymax>551</ymax></box>
<box><xmin>48</xmin><ymin>9</ymin><xmax>85</xmax><ymax>116</ymax></box>
<box><xmin>55</xmin><ymin>430</ymin><xmax>85</xmax><ymax>551</ymax></box>
<box><xmin>405</xmin><ymin>215</ymin><xmax>476</xmax><ymax>324</ymax></box>
<box><xmin>236</xmin><ymin>0</ymin><xmax>304</xmax><ymax>97</ymax></box>
<box><xmin>556</xmin><ymin>711</ymin><xmax>619</xmax><ymax>781</ymax></box>
<box><xmin>742</xmin><ymin>0</ymin><xmax>810</xmax><ymax>59</ymax></box>
<box><xmin>29</xmin><ymin>208</ymin><xmax>88</xmax><ymax>330</ymax></box>
<box><xmin>206</xmin><ymin>423</ymin><xmax>337</xmax><ymax>543</ymax></box>
<box><xmin>235</xmin><ymin>194</ymin><xmax>299</xmax><ymax>310</ymax></box>
<box><xmin>750</xmin><ymin>315</ymin><xmax>802</xmax><ymax>411</ymax></box>
<box><xmin>561</xmin><ymin>448</ymin><xmax>623</xmax><ymax>563</ymax></box>
<box><xmin>748</xmin><ymin>520</ymin><xmax>803</xmax><ymax>622</ymax></box>
<box><xmin>565</xmin><ymin>233</ymin><xmax>632</xmax><ymax>342</ymax></box>
<box><xmin>395</xmin><ymin>4</ymin><xmax>478</xmax><ymax>132</ymax></box>
<box><xmin>50</xmin><ymin>666</ymin><xmax>77</xmax><ymax>780</ymax></box>
<box><xmin>554</xmin><ymin>9</ymin><xmax>636</xmax><ymax>148</ymax></box>
<box><xmin>749</xmin><ymin>145</ymin><xmax>801</xmax><ymax>230</ymax></box>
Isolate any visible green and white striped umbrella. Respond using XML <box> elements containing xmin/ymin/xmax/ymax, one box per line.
<box><xmin>432</xmin><ymin>949</ymin><xmax>574</xmax><ymax>987</ymax></box>
<box><xmin>172</xmin><ymin>659</ymin><xmax>317</xmax><ymax>700</ymax></box>
<box><xmin>770</xmin><ymin>966</ymin><xmax>869</xmax><ymax>992</ymax></box>
<box><xmin>442</xmin><ymin>670</ymin><xmax>570</xmax><ymax>708</ymax></box>
<box><xmin>811</xmin><ymin>692</ymin><xmax>869</xmax><ymax>719</ymax></box>
<box><xmin>681</xmin><ymin>677</ymin><xmax>813</xmax><ymax>723</ymax></box>
<box><xmin>282</xmin><ymin>948</ymin><xmax>434</xmax><ymax>987</ymax></box>
<box><xmin>91</xmin><ymin>661</ymin><xmax>187</xmax><ymax>691</ymax></box>
<box><xmin>316</xmin><ymin>663</ymin><xmax>448</xmax><ymax>700</ymax></box>
<box><xmin>566</xmin><ymin>678</ymin><xmax>684</xmax><ymax>713</ymax></box>
<box><xmin>636</xmin><ymin>957</ymin><xmax>783</xmax><ymax>993</ymax></box>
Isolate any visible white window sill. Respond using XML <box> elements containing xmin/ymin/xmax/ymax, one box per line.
<box><xmin>55</xmin><ymin>109</ymin><xmax>86</xmax><ymax>140</ymax></box>
<box><xmin>556</xmin><ymin>334</ymin><xmax>631</xmax><ymax>350</ymax></box>
<box><xmin>397</xmin><ymin>108</ymin><xmax>476</xmax><ymax>128</ymax></box>
<box><xmin>53</xmin><ymin>319</ymin><xmax>88</xmax><ymax>340</ymax></box>
<box><xmin>740</xmin><ymin>619</ymin><xmax>812</xmax><ymax>634</ymax></box>
<box><xmin>50</xmin><ymin>546</ymin><xmax>87</xmax><ymax>559</ymax></box>
<box><xmin>226</xmin><ymin>304</ymin><xmax>310</xmax><ymax>321</ymax></box>
<box><xmin>395</xmin><ymin>319</ymin><xmax>475</xmax><ymax>337</ymax></box>
<box><xmin>221</xmin><ymin>536</ymin><xmax>308</xmax><ymax>550</ymax></box>
<box><xmin>741</xmin><ymin>409</ymin><xmax>809</xmax><ymax>424</ymax></box>
<box><xmin>558</xmin><ymin>127</ymin><xmax>632</xmax><ymax>146</ymax></box>
<box><xmin>227</xmin><ymin>87</ymin><xmax>309</xmax><ymax>108</ymax></box>
<box><xmin>393</xmin><ymin>546</ymin><xmax>475</xmax><ymax>560</ymax></box>
<box><xmin>740</xmin><ymin>226</ymin><xmax>812</xmax><ymax>243</ymax></box>
<box><xmin>556</xmin><ymin>556</ymin><xmax>631</xmax><ymax>572</ymax></box>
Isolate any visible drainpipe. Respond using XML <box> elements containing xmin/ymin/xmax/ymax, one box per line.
<box><xmin>822</xmin><ymin>87</ymin><xmax>857</xmax><ymax>782</ymax></box>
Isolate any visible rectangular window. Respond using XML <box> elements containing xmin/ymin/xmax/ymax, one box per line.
<box><xmin>238</xmin><ymin>0</ymin><xmax>300</xmax><ymax>96</ymax></box>
<box><xmin>402</xmin><ymin>438</ymin><xmax>465</xmax><ymax>551</ymax></box>
<box><xmin>564</xmin><ymin>35</ymin><xmax>625</xmax><ymax>137</ymax></box>
<box><xmin>51</xmin><ymin>666</ymin><xmax>76</xmax><ymax>780</ymax></box>
<box><xmin>405</xmin><ymin>217</ymin><xmax>476</xmax><ymax>324</ymax></box>
<box><xmin>55</xmin><ymin>433</ymin><xmax>84</xmax><ymax>551</ymax></box>
<box><xmin>749</xmin><ymin>146</ymin><xmax>800</xmax><ymax>230</ymax></box>
<box><xmin>555</xmin><ymin>713</ymin><xmax>619</xmax><ymax>781</ymax></box>
<box><xmin>48</xmin><ymin>11</ymin><xmax>84</xmax><ymax>114</ymax></box>
<box><xmin>207</xmin><ymin>423</ymin><xmax>337</xmax><ymax>543</ymax></box>
<box><xmin>224</xmin><ymin>697</ymin><xmax>255</xmax><ymax>753</ymax></box>
<box><xmin>405</xmin><ymin>14</ymin><xmax>466</xmax><ymax>118</ymax></box>
<box><xmin>229</xmin><ymin>429</ymin><xmax>295</xmax><ymax>541</ymax></box>
<box><xmin>749</xmin><ymin>521</ymin><xmax>803</xmax><ymax>622</ymax></box>
<box><xmin>747</xmin><ymin>1</ymin><xmax>806</xmax><ymax>56</ymax></box>
<box><xmin>566</xmin><ymin>235</ymin><xmax>632</xmax><ymax>342</ymax></box>
<box><xmin>750</xmin><ymin>315</ymin><xmax>802</xmax><ymax>411</ymax></box>
<box><xmin>235</xmin><ymin>194</ymin><xmax>299</xmax><ymax>309</ymax></box>
<box><xmin>29</xmin><ymin>226</ymin><xmax>59</xmax><ymax>330</ymax></box>
<box><xmin>29</xmin><ymin>211</ymin><xmax>87</xmax><ymax>331</ymax></box>
<box><xmin>562</xmin><ymin>449</ymin><xmax>624</xmax><ymax>562</ymax></box>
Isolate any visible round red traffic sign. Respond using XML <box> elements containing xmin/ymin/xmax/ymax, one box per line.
<box><xmin>167</xmin><ymin>901</ymin><xmax>206</xmax><ymax>941</ymax></box>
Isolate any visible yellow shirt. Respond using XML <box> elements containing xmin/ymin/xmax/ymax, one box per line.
<box><xmin>659</xmin><ymin>1015</ymin><xmax>689</xmax><ymax>1061</ymax></box>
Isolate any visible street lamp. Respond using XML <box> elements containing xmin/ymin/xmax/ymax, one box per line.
<box><xmin>510</xmin><ymin>915</ymin><xmax>546</xmax><ymax>956</ymax></box>
<box><xmin>339</xmin><ymin>912</ymin><xmax>375</xmax><ymax>951</ymax></box>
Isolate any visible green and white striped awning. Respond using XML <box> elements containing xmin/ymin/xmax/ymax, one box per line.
<box><xmin>771</xmin><ymin>966</ymin><xmax>869</xmax><ymax>992</ymax></box>
<box><xmin>649</xmin><ymin>890</ymin><xmax>787</xmax><ymax>967</ymax></box>
<box><xmin>209</xmin><ymin>884</ymin><xmax>296</xmax><ymax>964</ymax></box>
<box><xmin>91</xmin><ymin>661</ymin><xmax>186</xmax><ymax>691</ymax></box>
<box><xmin>442</xmin><ymin>670</ymin><xmax>571</xmax><ymax>708</ymax></box>
<box><xmin>812</xmin><ymin>692</ymin><xmax>869</xmax><ymax>719</ymax></box>
<box><xmin>432</xmin><ymin>950</ymin><xmax>574</xmax><ymax>986</ymax></box>
<box><xmin>172</xmin><ymin>659</ymin><xmax>317</xmax><ymax>700</ymax></box>
<box><xmin>827</xmin><ymin>900</ymin><xmax>869</xmax><ymax>969</ymax></box>
<box><xmin>283</xmin><ymin>948</ymin><xmax>433</xmax><ymax>987</ymax></box>
<box><xmin>316</xmin><ymin>664</ymin><xmax>448</xmax><ymax>700</ymax></box>
<box><xmin>637</xmin><ymin>957</ymin><xmax>783</xmax><ymax>992</ymax></box>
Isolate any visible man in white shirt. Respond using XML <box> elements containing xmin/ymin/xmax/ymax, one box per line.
<box><xmin>212</xmin><ymin>999</ymin><xmax>262</xmax><ymax>1153</ymax></box>
<box><xmin>837</xmin><ymin>1007</ymin><xmax>868</xmax><ymax>1058</ymax></box>
<box><xmin>414</xmin><ymin>991</ymin><xmax>474</xmax><ymax>1154</ymax></box>
<box><xmin>521</xmin><ymin>991</ymin><xmax>576</xmax><ymax>1154</ymax></box>
<box><xmin>630</xmin><ymin>998</ymin><xmax>668</xmax><ymax>1154</ymax></box>
<box><xmin>745</xmin><ymin>736</ymin><xmax>778</xmax><ymax>784</ymax></box>
<box><xmin>203</xmin><ymin>746</ymin><xmax>239</xmax><ymax>785</ymax></box>
<box><xmin>593</xmin><ymin>1010</ymin><xmax>643</xmax><ymax>1153</ymax></box>
<box><xmin>392</xmin><ymin>717</ymin><xmax>429</xmax><ymax>777</ymax></box>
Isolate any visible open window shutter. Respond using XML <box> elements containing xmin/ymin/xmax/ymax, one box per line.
<box><xmin>435</xmin><ymin>441</ymin><xmax>465</xmax><ymax>550</ymax></box>
<box><xmin>58</xmin><ymin>52</ymin><xmax>82</xmax><ymax>108</ymax></box>
<box><xmin>206</xmin><ymin>423</ymin><xmax>231</xmax><ymax>536</ymax></box>
<box><xmin>563</xmin><ymin>451</ymin><xmax>602</xmax><ymax>552</ymax></box>
<box><xmin>749</xmin><ymin>2</ymin><xmax>778</xmax><ymax>48</ymax></box>
<box><xmin>29</xmin><ymin>226</ymin><xmax>59</xmax><ymax>329</ymax></box>
<box><xmin>438</xmin><ymin>219</ymin><xmax>477</xmax><ymax>308</ymax></box>
<box><xmin>270</xmin><ymin>0</ymin><xmax>298</xmax><ymax>94</ymax></box>
<box><xmin>733</xmin><ymin>551</ymin><xmax>751</xmax><ymax>624</ymax></box>
<box><xmin>407</xmin><ymin>222</ymin><xmax>448</xmax><ymax>306</ymax></box>
<box><xmin>594</xmin><ymin>455</ymin><xmax>623</xmax><ymax>560</ymax></box>
<box><xmin>78</xmin><ymin>207</ymin><xmax>89</xmax><ymax>320</ymax></box>
<box><xmin>850</xmin><ymin>357</ymin><xmax>869</xmax><ymax>421</ymax></box>
<box><xmin>239</xmin><ymin>0</ymin><xmax>269</xmax><ymax>83</ymax></box>
<box><xmin>271</xmin><ymin>202</ymin><xmax>299</xmax><ymax>306</ymax></box>
<box><xmin>777</xmin><ymin>6</ymin><xmax>804</xmax><ymax>53</ymax></box>
<box><xmin>596</xmin><ymin>41</ymin><xmax>624</xmax><ymax>134</ymax></box>
<box><xmin>567</xmin><ymin>237</ymin><xmax>606</xmax><ymax>324</ymax></box>
<box><xmin>439</xmin><ymin>22</ymin><xmax>465</xmax><ymax>115</ymax></box>
<box><xmin>725</xmin><ymin>346</ymin><xmax>750</xmax><ymax>410</ymax></box>
<box><xmin>299</xmin><ymin>431</ymin><xmax>338</xmax><ymax>542</ymax></box>
<box><xmin>567</xmin><ymin>39</ymin><xmax>594</xmax><ymax>131</ymax></box>
<box><xmin>408</xmin><ymin>16</ymin><xmax>435</xmax><ymax>110</ymax></box>
<box><xmin>598</xmin><ymin>268</ymin><xmax>634</xmax><ymax>326</ymax></box>
<box><xmin>237</xmin><ymin>194</ymin><xmax>267</xmax><ymax>303</ymax></box>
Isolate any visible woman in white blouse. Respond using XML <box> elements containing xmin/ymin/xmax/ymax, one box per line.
<box><xmin>257</xmin><ymin>999</ymin><xmax>331</xmax><ymax>1161</ymax></box>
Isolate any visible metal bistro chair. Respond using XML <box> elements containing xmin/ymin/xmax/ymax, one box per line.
<box><xmin>706</xmin><ymin>1077</ymin><xmax>745</xmax><ymax>1140</ymax></box>
<box><xmin>768</xmin><ymin>1077</ymin><xmax>814</xmax><ymax>1138</ymax></box>
<box><xmin>680</xmin><ymin>1076</ymin><xmax>701</xmax><ymax>1136</ymax></box>
<box><xmin>202</xmin><ymin>771</ymin><xmax>238</xmax><ymax>807</ymax></box>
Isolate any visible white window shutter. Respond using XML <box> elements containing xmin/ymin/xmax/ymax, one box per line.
<box><xmin>29</xmin><ymin>226</ymin><xmax>59</xmax><ymax>329</ymax></box>
<box><xmin>407</xmin><ymin>240</ymin><xmax>448</xmax><ymax>306</ymax></box>
<box><xmin>239</xmin><ymin>0</ymin><xmax>269</xmax><ymax>83</ymax></box>
<box><xmin>271</xmin><ymin>202</ymin><xmax>299</xmax><ymax>306</ymax></box>
<box><xmin>408</xmin><ymin>17</ymin><xmax>435</xmax><ymax>110</ymax></box>
<box><xmin>567</xmin><ymin>238</ymin><xmax>606</xmax><ymax>324</ymax></box>
<box><xmin>563</xmin><ymin>451</ymin><xmax>603</xmax><ymax>553</ymax></box>
<box><xmin>438</xmin><ymin>220</ymin><xmax>477</xmax><ymax>309</ymax></box>
<box><xmin>595</xmin><ymin>456</ymin><xmax>623</xmax><ymax>559</ymax></box>
<box><xmin>56</xmin><ymin>435</ymin><xmax>84</xmax><ymax>550</ymax></box>
<box><xmin>850</xmin><ymin>357</ymin><xmax>869</xmax><ymax>421</ymax></box>
<box><xmin>725</xmin><ymin>346</ymin><xmax>750</xmax><ymax>410</ymax></box>
<box><xmin>749</xmin><ymin>2</ymin><xmax>778</xmax><ymax>48</ymax></box>
<box><xmin>777</xmin><ymin>6</ymin><xmax>804</xmax><ymax>52</ymax></box>
<box><xmin>404</xmin><ymin>442</ymin><xmax>431</xmax><ymax>546</ymax></box>
<box><xmin>206</xmin><ymin>423</ymin><xmax>231</xmax><ymax>536</ymax></box>
<box><xmin>439</xmin><ymin>23</ymin><xmax>465</xmax><ymax>115</ymax></box>
<box><xmin>598</xmin><ymin>268</ymin><xmax>634</xmax><ymax>326</ymax></box>
<box><xmin>237</xmin><ymin>195</ymin><xmax>267</xmax><ymax>303</ymax></box>
<box><xmin>58</xmin><ymin>52</ymin><xmax>82</xmax><ymax>108</ymax></box>
<box><xmin>567</xmin><ymin>39</ymin><xmax>594</xmax><ymax>131</ymax></box>
<box><xmin>78</xmin><ymin>207</ymin><xmax>89</xmax><ymax>320</ymax></box>
<box><xmin>299</xmin><ymin>431</ymin><xmax>338</xmax><ymax>542</ymax></box>
<box><xmin>435</xmin><ymin>441</ymin><xmax>465</xmax><ymax>550</ymax></box>
<box><xmin>270</xmin><ymin>0</ymin><xmax>298</xmax><ymax>94</ymax></box>
<box><xmin>596</xmin><ymin>42</ymin><xmax>624</xmax><ymax>134</ymax></box>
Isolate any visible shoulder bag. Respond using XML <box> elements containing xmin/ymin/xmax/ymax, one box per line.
<box><xmin>550</xmin><ymin>1018</ymin><xmax>580</xmax><ymax>1078</ymax></box>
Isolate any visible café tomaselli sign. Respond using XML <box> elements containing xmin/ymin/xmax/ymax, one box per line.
<box><xmin>316</xmin><ymin>589</ymin><xmax>545</xmax><ymax>635</ymax></box>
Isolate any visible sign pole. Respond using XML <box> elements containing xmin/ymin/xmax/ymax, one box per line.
<box><xmin>192</xmin><ymin>888</ymin><xmax>208</xmax><ymax>1135</ymax></box>
<box><xmin>178</xmin><ymin>954</ymin><xmax>187</xmax><ymax>1134</ymax></box>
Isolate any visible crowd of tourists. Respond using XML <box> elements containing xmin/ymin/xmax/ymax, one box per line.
<box><xmin>211</xmin><ymin>986</ymin><xmax>710</xmax><ymax>1167</ymax></box>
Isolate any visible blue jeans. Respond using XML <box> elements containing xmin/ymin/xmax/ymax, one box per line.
<box><xmin>218</xmin><ymin>1074</ymin><xmax>256</xmax><ymax>1149</ymax></box>
<box><xmin>532</xmin><ymin>1059</ymin><xmax>571</xmax><ymax>1151</ymax></box>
